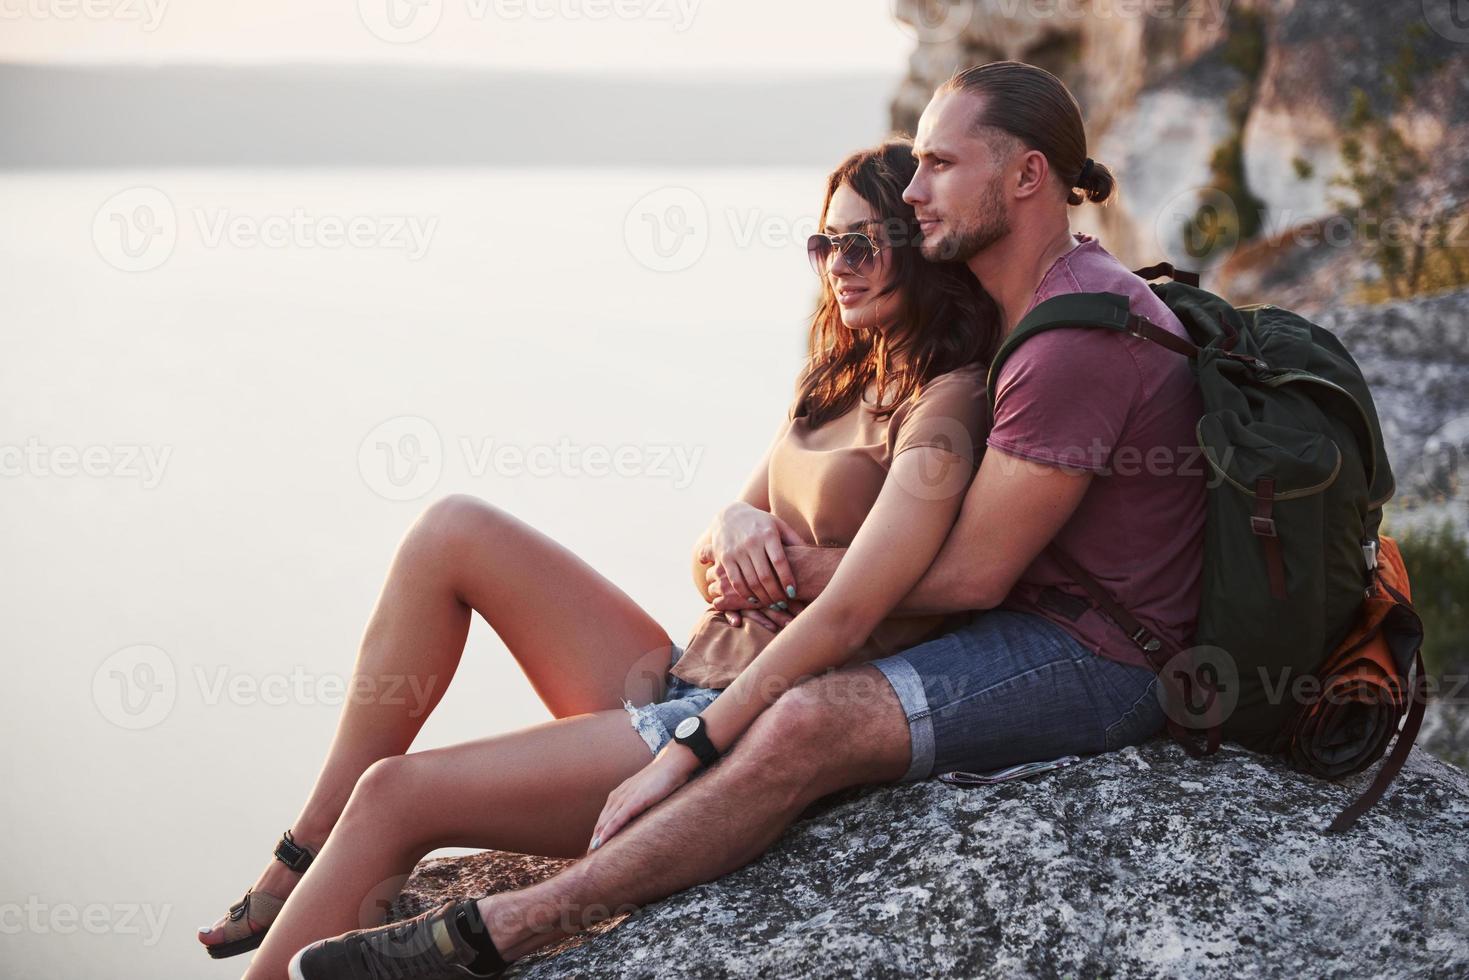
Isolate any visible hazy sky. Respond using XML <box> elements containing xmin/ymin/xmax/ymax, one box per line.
<box><xmin>1</xmin><ymin>0</ymin><xmax>917</xmax><ymax>73</ymax></box>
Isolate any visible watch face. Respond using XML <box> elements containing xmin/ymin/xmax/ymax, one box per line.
<box><xmin>674</xmin><ymin>716</ymin><xmax>700</xmax><ymax>739</ymax></box>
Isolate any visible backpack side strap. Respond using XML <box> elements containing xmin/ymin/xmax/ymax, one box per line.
<box><xmin>1044</xmin><ymin>543</ymin><xmax>1169</xmax><ymax>669</ymax></box>
<box><xmin>1044</xmin><ymin>542</ymin><xmax>1224</xmax><ymax>758</ymax></box>
<box><xmin>1323</xmin><ymin>646</ymin><xmax>1429</xmax><ymax>834</ymax></box>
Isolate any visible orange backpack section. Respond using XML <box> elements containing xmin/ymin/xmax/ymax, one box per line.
<box><xmin>1283</xmin><ymin>535</ymin><xmax>1429</xmax><ymax>831</ymax></box>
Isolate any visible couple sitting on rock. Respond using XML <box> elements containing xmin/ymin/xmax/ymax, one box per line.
<box><xmin>201</xmin><ymin>61</ymin><xmax>1207</xmax><ymax>979</ymax></box>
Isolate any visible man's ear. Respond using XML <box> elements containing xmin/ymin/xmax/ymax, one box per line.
<box><xmin>1012</xmin><ymin>148</ymin><xmax>1053</xmax><ymax>201</ymax></box>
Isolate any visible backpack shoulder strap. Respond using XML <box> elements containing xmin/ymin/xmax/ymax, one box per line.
<box><xmin>1133</xmin><ymin>261</ymin><xmax>1201</xmax><ymax>287</ymax></box>
<box><xmin>985</xmin><ymin>291</ymin><xmax>1200</xmax><ymax>415</ymax></box>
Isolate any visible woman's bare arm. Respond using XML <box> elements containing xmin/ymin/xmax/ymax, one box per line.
<box><xmin>778</xmin><ymin>445</ymin><xmax>1094</xmax><ymax>615</ymax></box>
<box><xmin>691</xmin><ymin>422</ymin><xmax>781</xmax><ymax>603</ymax></box>
<box><xmin>692</xmin><ymin>413</ymin><xmax>808</xmax><ymax>629</ymax></box>
<box><xmin>694</xmin><ymin>443</ymin><xmax>974</xmax><ymax>754</ymax></box>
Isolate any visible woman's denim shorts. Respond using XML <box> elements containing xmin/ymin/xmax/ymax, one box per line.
<box><xmin>868</xmin><ymin>609</ymin><xmax>1168</xmax><ymax>782</ymax></box>
<box><xmin>623</xmin><ymin>610</ymin><xmax>1167</xmax><ymax>778</ymax></box>
<box><xmin>621</xmin><ymin>644</ymin><xmax>724</xmax><ymax>757</ymax></box>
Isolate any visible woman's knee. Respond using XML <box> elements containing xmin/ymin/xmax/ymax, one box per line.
<box><xmin>342</xmin><ymin>756</ymin><xmax>426</xmax><ymax>833</ymax></box>
<box><xmin>401</xmin><ymin>493</ymin><xmax>509</xmax><ymax>568</ymax></box>
<box><xmin>415</xmin><ymin>493</ymin><xmax>499</xmax><ymax>541</ymax></box>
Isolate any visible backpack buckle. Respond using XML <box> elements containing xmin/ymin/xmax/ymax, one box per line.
<box><xmin>1363</xmin><ymin>539</ymin><xmax>1379</xmax><ymax>572</ymax></box>
<box><xmin>1129</xmin><ymin>627</ymin><xmax>1163</xmax><ymax>653</ymax></box>
<box><xmin>1222</xmin><ymin>350</ymin><xmax>1269</xmax><ymax>370</ymax></box>
<box><xmin>1250</xmin><ymin>516</ymin><xmax>1277</xmax><ymax>537</ymax></box>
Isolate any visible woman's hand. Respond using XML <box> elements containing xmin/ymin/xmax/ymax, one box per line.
<box><xmin>707</xmin><ymin>564</ymin><xmax>804</xmax><ymax>632</ymax></box>
<box><xmin>698</xmin><ymin>501</ymin><xmax>802</xmax><ymax>614</ymax></box>
<box><xmin>587</xmin><ymin>743</ymin><xmax>703</xmax><ymax>852</ymax></box>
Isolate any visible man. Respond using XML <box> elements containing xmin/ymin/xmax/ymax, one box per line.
<box><xmin>288</xmin><ymin>61</ymin><xmax>1206</xmax><ymax>979</ymax></box>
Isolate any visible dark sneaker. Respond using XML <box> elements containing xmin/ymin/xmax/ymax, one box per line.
<box><xmin>287</xmin><ymin>898</ymin><xmax>508</xmax><ymax>980</ymax></box>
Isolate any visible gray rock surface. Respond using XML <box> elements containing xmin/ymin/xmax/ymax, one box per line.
<box><xmin>390</xmin><ymin>738</ymin><xmax>1469</xmax><ymax>978</ymax></box>
<box><xmin>1316</xmin><ymin>287</ymin><xmax>1469</xmax><ymax>541</ymax></box>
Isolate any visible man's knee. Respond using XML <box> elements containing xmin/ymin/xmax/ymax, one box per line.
<box><xmin>735</xmin><ymin>666</ymin><xmax>910</xmax><ymax>785</ymax></box>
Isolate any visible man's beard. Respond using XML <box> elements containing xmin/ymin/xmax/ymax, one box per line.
<box><xmin>920</xmin><ymin>176</ymin><xmax>1010</xmax><ymax>263</ymax></box>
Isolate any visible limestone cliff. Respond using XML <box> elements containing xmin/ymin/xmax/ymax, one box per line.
<box><xmin>889</xmin><ymin>0</ymin><xmax>1469</xmax><ymax>306</ymax></box>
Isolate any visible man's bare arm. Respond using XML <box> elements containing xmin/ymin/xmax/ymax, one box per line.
<box><xmin>785</xmin><ymin>447</ymin><xmax>1095</xmax><ymax>615</ymax></box>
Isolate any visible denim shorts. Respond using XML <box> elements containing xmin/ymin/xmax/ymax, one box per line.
<box><xmin>622</xmin><ymin>611</ymin><xmax>1167</xmax><ymax>774</ymax></box>
<box><xmin>868</xmin><ymin>609</ymin><xmax>1168</xmax><ymax>782</ymax></box>
<box><xmin>621</xmin><ymin>644</ymin><xmax>724</xmax><ymax>757</ymax></box>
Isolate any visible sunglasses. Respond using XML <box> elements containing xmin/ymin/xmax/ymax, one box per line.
<box><xmin>806</xmin><ymin>232</ymin><xmax>884</xmax><ymax>278</ymax></box>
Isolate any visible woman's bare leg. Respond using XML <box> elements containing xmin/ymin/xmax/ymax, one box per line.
<box><xmin>201</xmin><ymin>493</ymin><xmax>675</xmax><ymax>947</ymax></box>
<box><xmin>241</xmin><ymin>708</ymin><xmax>657</xmax><ymax>980</ymax></box>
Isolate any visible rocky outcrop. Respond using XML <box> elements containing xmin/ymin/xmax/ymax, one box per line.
<box><xmin>889</xmin><ymin>0</ymin><xmax>1469</xmax><ymax>296</ymax></box>
<box><xmin>390</xmin><ymin>738</ymin><xmax>1469</xmax><ymax>978</ymax></box>
<box><xmin>1314</xmin><ymin>287</ymin><xmax>1469</xmax><ymax>541</ymax></box>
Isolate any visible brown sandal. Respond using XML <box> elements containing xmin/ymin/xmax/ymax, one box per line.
<box><xmin>204</xmin><ymin>830</ymin><xmax>318</xmax><ymax>960</ymax></box>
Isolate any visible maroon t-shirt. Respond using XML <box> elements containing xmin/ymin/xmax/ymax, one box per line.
<box><xmin>987</xmin><ymin>234</ymin><xmax>1206</xmax><ymax>669</ymax></box>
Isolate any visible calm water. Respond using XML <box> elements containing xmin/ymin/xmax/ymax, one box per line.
<box><xmin>0</xmin><ymin>167</ymin><xmax>829</xmax><ymax>977</ymax></box>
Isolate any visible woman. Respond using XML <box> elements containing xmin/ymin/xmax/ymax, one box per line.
<box><xmin>200</xmin><ymin>139</ymin><xmax>1001</xmax><ymax>979</ymax></box>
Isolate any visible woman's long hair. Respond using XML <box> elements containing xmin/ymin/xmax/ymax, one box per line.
<box><xmin>797</xmin><ymin>138</ymin><xmax>1001</xmax><ymax>428</ymax></box>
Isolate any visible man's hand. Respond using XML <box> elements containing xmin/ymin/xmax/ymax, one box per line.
<box><xmin>706</xmin><ymin>563</ymin><xmax>805</xmax><ymax>632</ymax></box>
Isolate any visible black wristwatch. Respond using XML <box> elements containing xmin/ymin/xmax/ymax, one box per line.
<box><xmin>672</xmin><ymin>714</ymin><xmax>721</xmax><ymax>770</ymax></box>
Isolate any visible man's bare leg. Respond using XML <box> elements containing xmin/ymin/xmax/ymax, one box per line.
<box><xmin>477</xmin><ymin>665</ymin><xmax>913</xmax><ymax>962</ymax></box>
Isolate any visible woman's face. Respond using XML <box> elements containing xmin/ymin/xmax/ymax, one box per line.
<box><xmin>819</xmin><ymin>182</ymin><xmax>899</xmax><ymax>334</ymax></box>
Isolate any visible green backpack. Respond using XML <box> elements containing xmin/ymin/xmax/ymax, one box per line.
<box><xmin>985</xmin><ymin>264</ymin><xmax>1428</xmax><ymax>833</ymax></box>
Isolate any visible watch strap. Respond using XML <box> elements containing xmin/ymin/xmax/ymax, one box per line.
<box><xmin>675</xmin><ymin>716</ymin><xmax>720</xmax><ymax>768</ymax></box>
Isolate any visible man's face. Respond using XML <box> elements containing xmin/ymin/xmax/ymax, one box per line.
<box><xmin>903</xmin><ymin>89</ymin><xmax>1013</xmax><ymax>264</ymax></box>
